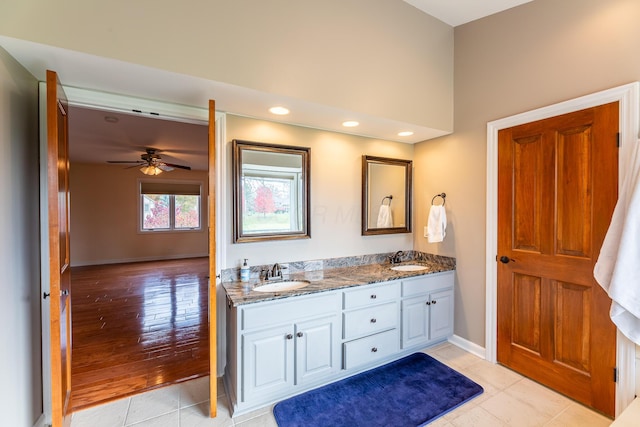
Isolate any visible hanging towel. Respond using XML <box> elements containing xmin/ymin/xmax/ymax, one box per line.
<box><xmin>377</xmin><ymin>205</ymin><xmax>393</xmax><ymax>228</ymax></box>
<box><xmin>594</xmin><ymin>139</ymin><xmax>640</xmax><ymax>345</ymax></box>
<box><xmin>426</xmin><ymin>204</ymin><xmax>446</xmax><ymax>243</ymax></box>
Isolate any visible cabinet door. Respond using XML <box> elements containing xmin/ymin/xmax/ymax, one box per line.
<box><xmin>401</xmin><ymin>296</ymin><xmax>429</xmax><ymax>349</ymax></box>
<box><xmin>429</xmin><ymin>289</ymin><xmax>454</xmax><ymax>342</ymax></box>
<box><xmin>295</xmin><ymin>315</ymin><xmax>340</xmax><ymax>387</ymax></box>
<box><xmin>242</xmin><ymin>324</ymin><xmax>294</xmax><ymax>402</ymax></box>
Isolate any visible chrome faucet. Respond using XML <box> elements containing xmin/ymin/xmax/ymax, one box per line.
<box><xmin>389</xmin><ymin>251</ymin><xmax>403</xmax><ymax>264</ymax></box>
<box><xmin>263</xmin><ymin>263</ymin><xmax>283</xmax><ymax>281</ymax></box>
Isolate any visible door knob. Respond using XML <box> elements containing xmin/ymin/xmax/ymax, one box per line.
<box><xmin>296</xmin><ymin>332</ymin><xmax>303</xmax><ymax>338</ymax></box>
<box><xmin>286</xmin><ymin>334</ymin><xmax>293</xmax><ymax>340</ymax></box>
<box><xmin>499</xmin><ymin>256</ymin><xmax>514</xmax><ymax>264</ymax></box>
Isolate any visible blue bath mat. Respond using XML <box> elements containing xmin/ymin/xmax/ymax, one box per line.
<box><xmin>273</xmin><ymin>352</ymin><xmax>483</xmax><ymax>427</ymax></box>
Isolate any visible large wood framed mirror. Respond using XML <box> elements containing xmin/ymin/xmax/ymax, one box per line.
<box><xmin>362</xmin><ymin>155</ymin><xmax>412</xmax><ymax>235</ymax></box>
<box><xmin>233</xmin><ymin>139</ymin><xmax>310</xmax><ymax>243</ymax></box>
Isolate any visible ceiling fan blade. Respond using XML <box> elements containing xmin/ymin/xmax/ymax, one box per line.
<box><xmin>106</xmin><ymin>160</ymin><xmax>144</xmax><ymax>164</ymax></box>
<box><xmin>157</xmin><ymin>164</ymin><xmax>174</xmax><ymax>172</ymax></box>
<box><xmin>163</xmin><ymin>163</ymin><xmax>191</xmax><ymax>170</ymax></box>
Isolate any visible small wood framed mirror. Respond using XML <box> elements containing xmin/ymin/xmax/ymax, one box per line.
<box><xmin>362</xmin><ymin>155</ymin><xmax>412</xmax><ymax>235</ymax></box>
<box><xmin>233</xmin><ymin>139</ymin><xmax>310</xmax><ymax>243</ymax></box>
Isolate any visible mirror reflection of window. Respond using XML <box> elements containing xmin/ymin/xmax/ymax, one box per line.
<box><xmin>233</xmin><ymin>140</ymin><xmax>310</xmax><ymax>243</ymax></box>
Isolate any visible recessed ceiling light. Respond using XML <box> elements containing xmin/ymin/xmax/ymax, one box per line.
<box><xmin>342</xmin><ymin>121</ymin><xmax>359</xmax><ymax>127</ymax></box>
<box><xmin>398</xmin><ymin>131</ymin><xmax>414</xmax><ymax>137</ymax></box>
<box><xmin>104</xmin><ymin>116</ymin><xmax>119</xmax><ymax>123</ymax></box>
<box><xmin>269</xmin><ymin>106</ymin><xmax>290</xmax><ymax>115</ymax></box>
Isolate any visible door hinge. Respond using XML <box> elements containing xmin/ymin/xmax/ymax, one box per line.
<box><xmin>613</xmin><ymin>367</ymin><xmax>618</xmax><ymax>383</ymax></box>
<box><xmin>617</xmin><ymin>132</ymin><xmax>620</xmax><ymax>148</ymax></box>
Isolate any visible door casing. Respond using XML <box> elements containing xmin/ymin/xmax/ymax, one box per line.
<box><xmin>485</xmin><ymin>82</ymin><xmax>639</xmax><ymax>417</ymax></box>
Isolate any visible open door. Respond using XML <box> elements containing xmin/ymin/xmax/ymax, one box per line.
<box><xmin>46</xmin><ymin>70</ymin><xmax>72</xmax><ymax>427</ymax></box>
<box><xmin>208</xmin><ymin>99</ymin><xmax>218</xmax><ymax>417</ymax></box>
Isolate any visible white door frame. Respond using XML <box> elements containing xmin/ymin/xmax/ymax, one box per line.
<box><xmin>485</xmin><ymin>82</ymin><xmax>639</xmax><ymax>417</ymax></box>
<box><xmin>39</xmin><ymin>85</ymin><xmax>228</xmax><ymax>423</ymax></box>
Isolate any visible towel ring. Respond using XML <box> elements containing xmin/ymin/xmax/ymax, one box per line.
<box><xmin>381</xmin><ymin>195</ymin><xmax>393</xmax><ymax>206</ymax></box>
<box><xmin>431</xmin><ymin>193</ymin><xmax>446</xmax><ymax>206</ymax></box>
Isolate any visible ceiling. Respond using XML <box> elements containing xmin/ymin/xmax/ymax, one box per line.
<box><xmin>1</xmin><ymin>1</ymin><xmax>533</xmax><ymax>173</ymax></box>
<box><xmin>404</xmin><ymin>0</ymin><xmax>533</xmax><ymax>26</ymax></box>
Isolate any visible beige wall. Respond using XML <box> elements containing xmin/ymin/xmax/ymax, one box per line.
<box><xmin>414</xmin><ymin>0</ymin><xmax>640</xmax><ymax>346</ymax></box>
<box><xmin>70</xmin><ymin>163</ymin><xmax>208</xmax><ymax>266</ymax></box>
<box><xmin>224</xmin><ymin>115</ymin><xmax>414</xmax><ymax>269</ymax></box>
<box><xmin>0</xmin><ymin>47</ymin><xmax>42</xmax><ymax>426</ymax></box>
<box><xmin>0</xmin><ymin>0</ymin><xmax>453</xmax><ymax>131</ymax></box>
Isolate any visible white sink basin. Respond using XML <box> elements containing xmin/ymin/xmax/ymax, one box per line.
<box><xmin>390</xmin><ymin>264</ymin><xmax>428</xmax><ymax>272</ymax></box>
<box><xmin>253</xmin><ymin>280</ymin><xmax>310</xmax><ymax>292</ymax></box>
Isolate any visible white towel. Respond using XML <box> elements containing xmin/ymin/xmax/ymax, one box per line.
<box><xmin>594</xmin><ymin>139</ymin><xmax>640</xmax><ymax>345</ymax></box>
<box><xmin>426</xmin><ymin>205</ymin><xmax>446</xmax><ymax>243</ymax></box>
<box><xmin>377</xmin><ymin>205</ymin><xmax>393</xmax><ymax>228</ymax></box>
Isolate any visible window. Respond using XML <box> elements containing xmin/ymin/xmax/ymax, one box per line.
<box><xmin>140</xmin><ymin>181</ymin><xmax>202</xmax><ymax>231</ymax></box>
<box><xmin>241</xmin><ymin>167</ymin><xmax>302</xmax><ymax>234</ymax></box>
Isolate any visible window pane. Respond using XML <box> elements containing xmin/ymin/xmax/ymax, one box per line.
<box><xmin>175</xmin><ymin>195</ymin><xmax>200</xmax><ymax>229</ymax></box>
<box><xmin>142</xmin><ymin>195</ymin><xmax>170</xmax><ymax>229</ymax></box>
<box><xmin>242</xmin><ymin>176</ymin><xmax>294</xmax><ymax>233</ymax></box>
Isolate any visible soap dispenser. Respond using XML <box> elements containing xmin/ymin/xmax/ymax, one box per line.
<box><xmin>240</xmin><ymin>259</ymin><xmax>250</xmax><ymax>282</ymax></box>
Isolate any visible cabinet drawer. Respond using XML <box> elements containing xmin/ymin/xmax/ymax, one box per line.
<box><xmin>343</xmin><ymin>281</ymin><xmax>399</xmax><ymax>309</ymax></box>
<box><xmin>343</xmin><ymin>329</ymin><xmax>399</xmax><ymax>370</ymax></box>
<box><xmin>343</xmin><ymin>302</ymin><xmax>398</xmax><ymax>340</ymax></box>
<box><xmin>401</xmin><ymin>271</ymin><xmax>454</xmax><ymax>297</ymax></box>
<box><xmin>242</xmin><ymin>292</ymin><xmax>340</xmax><ymax>330</ymax></box>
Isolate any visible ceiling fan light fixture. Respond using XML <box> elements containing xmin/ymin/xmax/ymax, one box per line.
<box><xmin>140</xmin><ymin>165</ymin><xmax>163</xmax><ymax>175</ymax></box>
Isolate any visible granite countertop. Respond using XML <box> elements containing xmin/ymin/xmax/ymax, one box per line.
<box><xmin>223</xmin><ymin>260</ymin><xmax>455</xmax><ymax>307</ymax></box>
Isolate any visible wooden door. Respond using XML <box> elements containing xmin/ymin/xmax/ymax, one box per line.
<box><xmin>46</xmin><ymin>70</ymin><xmax>72</xmax><ymax>427</ymax></box>
<box><xmin>497</xmin><ymin>102</ymin><xmax>619</xmax><ymax>416</ymax></box>
<box><xmin>208</xmin><ymin>99</ymin><xmax>218</xmax><ymax>417</ymax></box>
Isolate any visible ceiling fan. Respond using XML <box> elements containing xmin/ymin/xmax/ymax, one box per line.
<box><xmin>107</xmin><ymin>148</ymin><xmax>191</xmax><ymax>175</ymax></box>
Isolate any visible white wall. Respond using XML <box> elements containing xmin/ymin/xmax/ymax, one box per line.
<box><xmin>0</xmin><ymin>0</ymin><xmax>453</xmax><ymax>132</ymax></box>
<box><xmin>0</xmin><ymin>46</ymin><xmax>43</xmax><ymax>427</ymax></box>
<box><xmin>223</xmin><ymin>115</ymin><xmax>415</xmax><ymax>269</ymax></box>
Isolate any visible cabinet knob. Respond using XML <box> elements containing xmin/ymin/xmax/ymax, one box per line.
<box><xmin>371</xmin><ymin>347</ymin><xmax>378</xmax><ymax>353</ymax></box>
<box><xmin>296</xmin><ymin>332</ymin><xmax>303</xmax><ymax>338</ymax></box>
<box><xmin>432</xmin><ymin>300</ymin><xmax>437</xmax><ymax>305</ymax></box>
<box><xmin>370</xmin><ymin>294</ymin><xmax>377</xmax><ymax>299</ymax></box>
<box><xmin>426</xmin><ymin>301</ymin><xmax>431</xmax><ymax>305</ymax></box>
<box><xmin>286</xmin><ymin>334</ymin><xmax>293</xmax><ymax>340</ymax></box>
<box><xmin>370</xmin><ymin>318</ymin><xmax>377</xmax><ymax>323</ymax></box>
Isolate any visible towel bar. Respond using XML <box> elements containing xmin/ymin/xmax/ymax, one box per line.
<box><xmin>431</xmin><ymin>193</ymin><xmax>446</xmax><ymax>206</ymax></box>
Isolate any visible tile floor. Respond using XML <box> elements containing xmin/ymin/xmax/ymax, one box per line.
<box><xmin>70</xmin><ymin>342</ymin><xmax>613</xmax><ymax>427</ymax></box>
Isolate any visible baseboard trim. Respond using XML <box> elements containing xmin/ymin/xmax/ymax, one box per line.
<box><xmin>448</xmin><ymin>334</ymin><xmax>486</xmax><ymax>360</ymax></box>
<box><xmin>70</xmin><ymin>253</ymin><xmax>209</xmax><ymax>267</ymax></box>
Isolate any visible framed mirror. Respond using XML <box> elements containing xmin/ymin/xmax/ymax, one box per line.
<box><xmin>233</xmin><ymin>139</ymin><xmax>310</xmax><ymax>243</ymax></box>
<box><xmin>362</xmin><ymin>155</ymin><xmax>412</xmax><ymax>235</ymax></box>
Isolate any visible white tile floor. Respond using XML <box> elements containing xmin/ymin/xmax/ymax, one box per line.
<box><xmin>70</xmin><ymin>343</ymin><xmax>613</xmax><ymax>427</ymax></box>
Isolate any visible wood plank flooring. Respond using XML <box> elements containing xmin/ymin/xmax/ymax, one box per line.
<box><xmin>69</xmin><ymin>258</ymin><xmax>210</xmax><ymax>411</ymax></box>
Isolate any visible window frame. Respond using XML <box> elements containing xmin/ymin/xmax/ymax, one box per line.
<box><xmin>138</xmin><ymin>179</ymin><xmax>203</xmax><ymax>233</ymax></box>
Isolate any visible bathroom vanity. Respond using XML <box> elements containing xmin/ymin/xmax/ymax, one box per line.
<box><xmin>224</xmin><ymin>263</ymin><xmax>454</xmax><ymax>415</ymax></box>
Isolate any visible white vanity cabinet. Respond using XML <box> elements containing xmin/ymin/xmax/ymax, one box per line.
<box><xmin>401</xmin><ymin>271</ymin><xmax>454</xmax><ymax>350</ymax></box>
<box><xmin>226</xmin><ymin>291</ymin><xmax>342</xmax><ymax>413</ymax></box>
<box><xmin>225</xmin><ymin>270</ymin><xmax>455</xmax><ymax>415</ymax></box>
<box><xmin>341</xmin><ymin>281</ymin><xmax>400</xmax><ymax>370</ymax></box>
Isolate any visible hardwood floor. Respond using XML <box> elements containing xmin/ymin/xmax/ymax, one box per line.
<box><xmin>69</xmin><ymin>258</ymin><xmax>210</xmax><ymax>411</ymax></box>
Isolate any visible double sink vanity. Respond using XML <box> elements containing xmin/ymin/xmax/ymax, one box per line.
<box><xmin>223</xmin><ymin>252</ymin><xmax>456</xmax><ymax>415</ymax></box>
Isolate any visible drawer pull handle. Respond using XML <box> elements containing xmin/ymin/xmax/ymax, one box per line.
<box><xmin>370</xmin><ymin>318</ymin><xmax>377</xmax><ymax>323</ymax></box>
<box><xmin>286</xmin><ymin>334</ymin><xmax>293</xmax><ymax>340</ymax></box>
<box><xmin>296</xmin><ymin>332</ymin><xmax>304</xmax><ymax>338</ymax></box>
<box><xmin>426</xmin><ymin>301</ymin><xmax>431</xmax><ymax>305</ymax></box>
<box><xmin>432</xmin><ymin>300</ymin><xmax>437</xmax><ymax>305</ymax></box>
<box><xmin>370</xmin><ymin>294</ymin><xmax>377</xmax><ymax>299</ymax></box>
<box><xmin>371</xmin><ymin>347</ymin><xmax>378</xmax><ymax>353</ymax></box>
